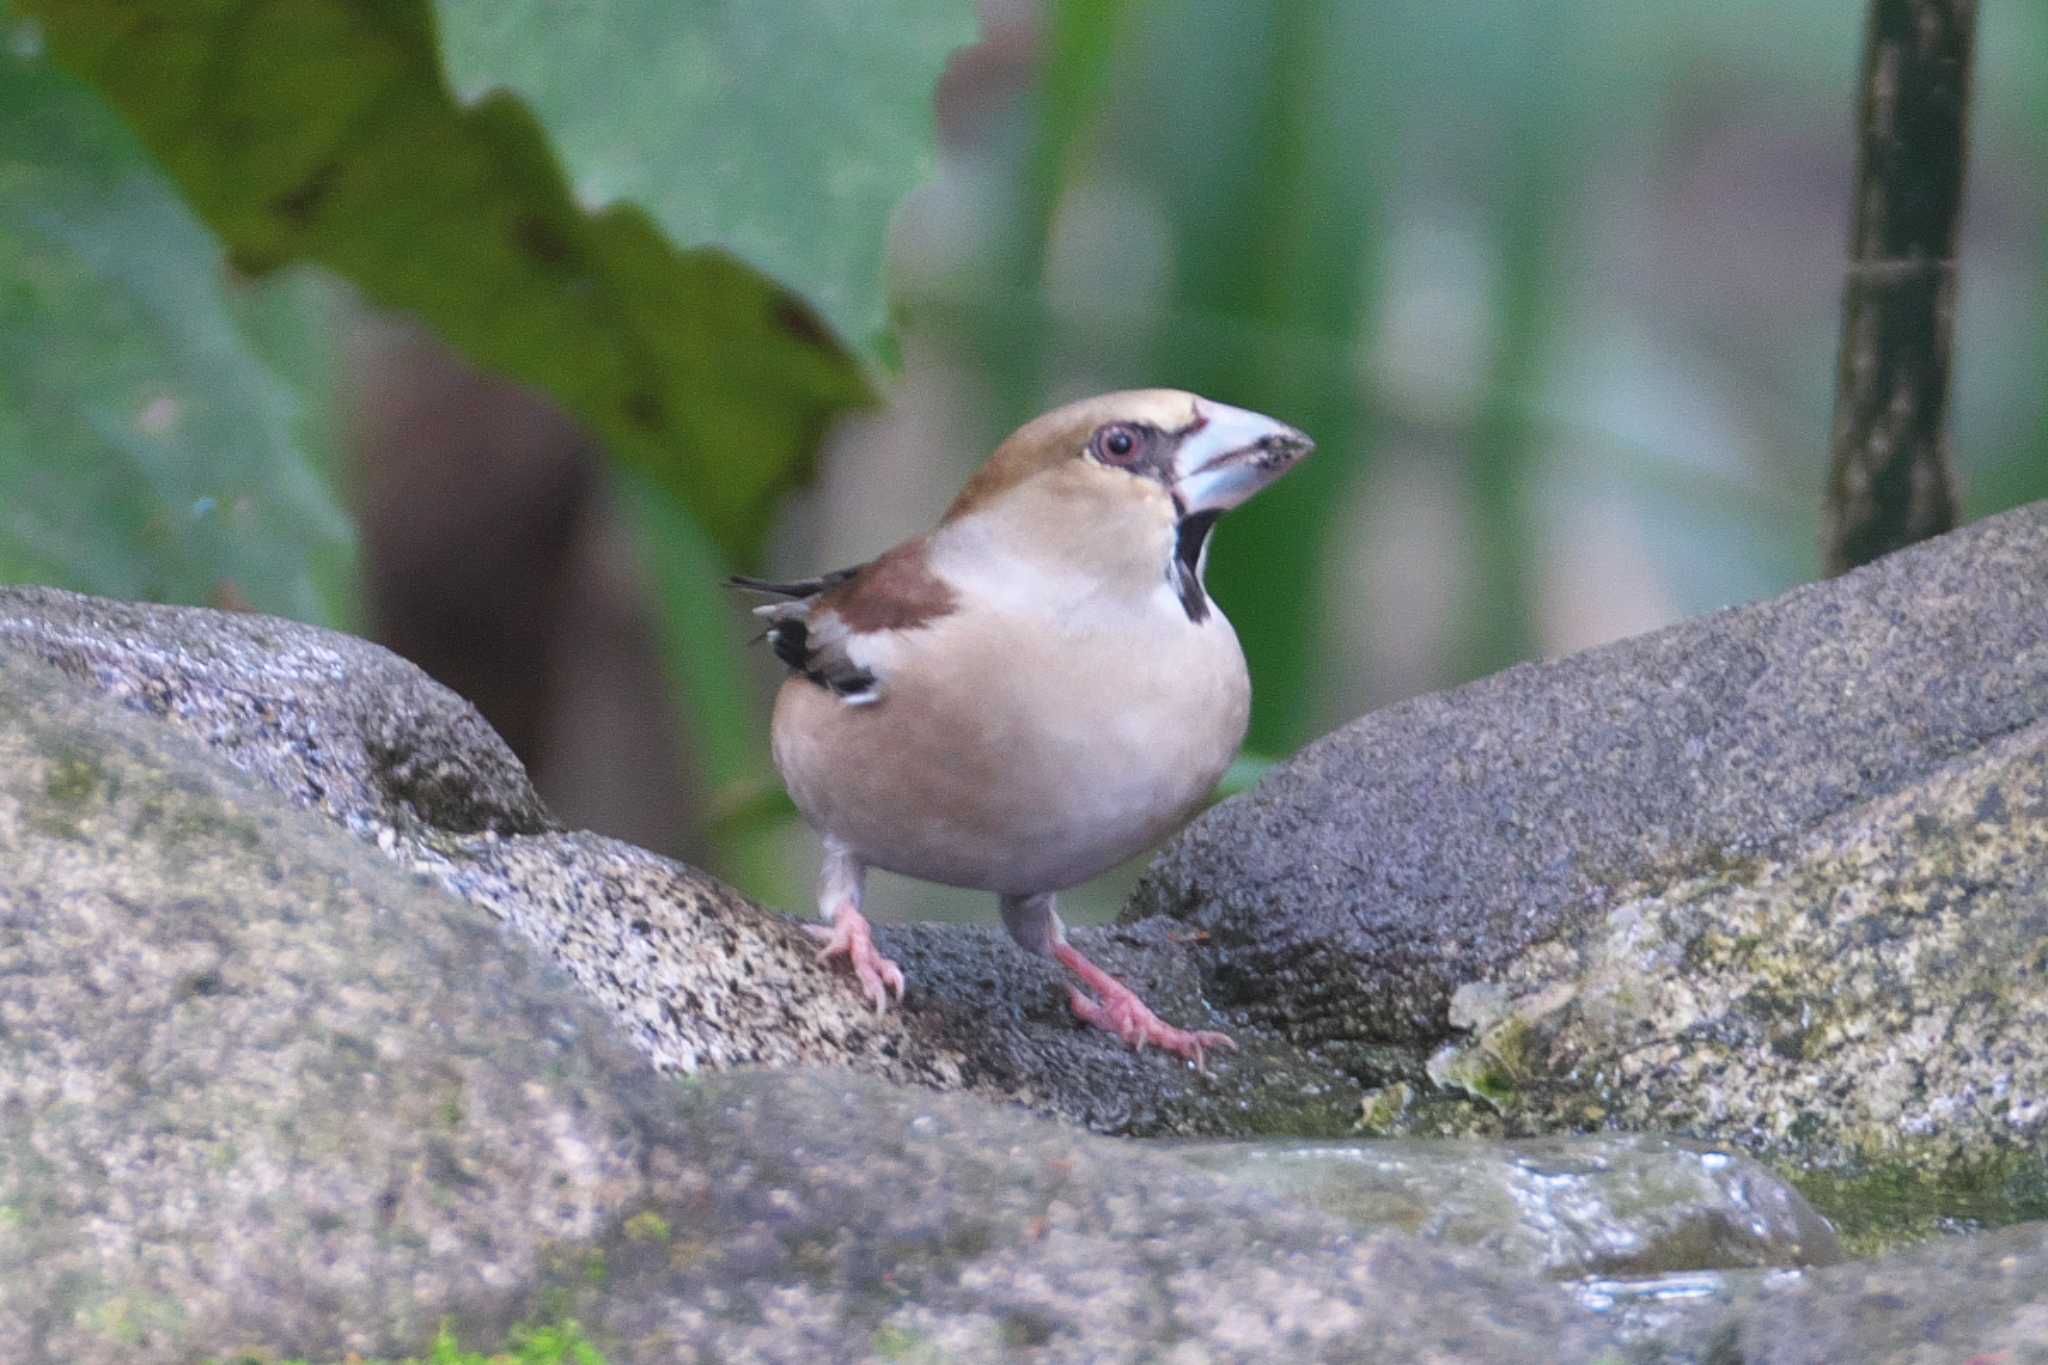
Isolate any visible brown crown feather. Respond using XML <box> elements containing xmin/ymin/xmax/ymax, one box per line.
<box><xmin>941</xmin><ymin>389</ymin><xmax>1206</xmax><ymax>523</ymax></box>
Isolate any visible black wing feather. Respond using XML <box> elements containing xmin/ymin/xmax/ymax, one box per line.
<box><xmin>764</xmin><ymin>618</ymin><xmax>876</xmax><ymax>696</ymax></box>
<box><xmin>727</xmin><ymin>566</ymin><xmax>863</xmax><ymax>600</ymax></box>
<box><xmin>729</xmin><ymin>566</ymin><xmax>879</xmax><ymax>699</ymax></box>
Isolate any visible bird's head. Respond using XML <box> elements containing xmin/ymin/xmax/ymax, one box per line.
<box><xmin>937</xmin><ymin>390</ymin><xmax>1313</xmax><ymax>612</ymax></box>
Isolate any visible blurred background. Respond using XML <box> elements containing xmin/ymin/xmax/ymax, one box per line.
<box><xmin>9</xmin><ymin>0</ymin><xmax>2047</xmax><ymax>927</ymax></box>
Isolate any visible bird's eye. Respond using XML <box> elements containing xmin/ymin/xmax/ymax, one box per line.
<box><xmin>1091</xmin><ymin>423</ymin><xmax>1145</xmax><ymax>465</ymax></box>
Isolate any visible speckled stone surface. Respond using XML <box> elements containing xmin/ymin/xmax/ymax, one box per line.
<box><xmin>0</xmin><ymin>584</ymin><xmax>554</xmax><ymax>841</ymax></box>
<box><xmin>0</xmin><ymin>653</ymin><xmax>1609</xmax><ymax>1362</ymax></box>
<box><xmin>1136</xmin><ymin>502</ymin><xmax>2048</xmax><ymax>1053</ymax></box>
<box><xmin>8</xmin><ymin>502</ymin><xmax>2046</xmax><ymax>1158</ymax></box>
<box><xmin>0</xmin><ymin>587</ymin><xmax>977</xmax><ymax>1092</ymax></box>
<box><xmin>0</xmin><ymin>586</ymin><xmax>1338</xmax><ymax>1135</ymax></box>
<box><xmin>1429</xmin><ymin>716</ymin><xmax>2048</xmax><ymax>1194</ymax></box>
<box><xmin>1636</xmin><ymin>1220</ymin><xmax>2048</xmax><ymax>1364</ymax></box>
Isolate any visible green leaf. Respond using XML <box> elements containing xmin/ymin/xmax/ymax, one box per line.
<box><xmin>17</xmin><ymin>0</ymin><xmax>939</xmax><ymax>564</ymax></box>
<box><xmin>434</xmin><ymin>0</ymin><xmax>979</xmax><ymax>368</ymax></box>
<box><xmin>0</xmin><ymin>14</ymin><xmax>355</xmax><ymax>624</ymax></box>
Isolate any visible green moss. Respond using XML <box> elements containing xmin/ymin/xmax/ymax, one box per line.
<box><xmin>44</xmin><ymin>748</ymin><xmax>105</xmax><ymax>806</ymax></box>
<box><xmin>222</xmin><ymin>1318</ymin><xmax>609</xmax><ymax>1365</ymax></box>
<box><xmin>120</xmin><ymin>786</ymin><xmax>268</xmax><ymax>858</ymax></box>
<box><xmin>870</xmin><ymin>1323</ymin><xmax>947</xmax><ymax>1363</ymax></box>
<box><xmin>622</xmin><ymin>1210</ymin><xmax>671</xmax><ymax>1244</ymax></box>
<box><xmin>1429</xmin><ymin>1017</ymin><xmax>1537</xmax><ymax>1111</ymax></box>
<box><xmin>1354</xmin><ymin>1082</ymin><xmax>1413</xmax><ymax>1135</ymax></box>
<box><xmin>1784</xmin><ymin>1110</ymin><xmax>1827</xmax><ymax>1147</ymax></box>
<box><xmin>84</xmin><ymin>1291</ymin><xmax>186</xmax><ymax>1347</ymax></box>
<box><xmin>1788</xmin><ymin>1151</ymin><xmax>2048</xmax><ymax>1258</ymax></box>
<box><xmin>1211</xmin><ymin>1085</ymin><xmax>1372</xmax><ymax>1140</ymax></box>
<box><xmin>27</xmin><ymin>742</ymin><xmax>108</xmax><ymax>839</ymax></box>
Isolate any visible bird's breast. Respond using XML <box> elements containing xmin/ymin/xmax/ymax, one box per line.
<box><xmin>772</xmin><ymin>591</ymin><xmax>1250</xmax><ymax>894</ymax></box>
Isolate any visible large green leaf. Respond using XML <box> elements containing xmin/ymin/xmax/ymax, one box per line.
<box><xmin>0</xmin><ymin>16</ymin><xmax>355</xmax><ymax>625</ymax></box>
<box><xmin>18</xmin><ymin>0</ymin><xmax>968</xmax><ymax>564</ymax></box>
<box><xmin>435</xmin><ymin>0</ymin><xmax>978</xmax><ymax>369</ymax></box>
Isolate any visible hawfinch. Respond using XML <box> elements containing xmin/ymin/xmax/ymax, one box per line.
<box><xmin>736</xmin><ymin>390</ymin><xmax>1312</xmax><ymax>1064</ymax></box>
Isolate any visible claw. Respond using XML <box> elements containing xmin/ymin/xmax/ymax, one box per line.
<box><xmin>1065</xmin><ymin>987</ymin><xmax>1237</xmax><ymax>1067</ymax></box>
<box><xmin>1052</xmin><ymin>942</ymin><xmax>1235</xmax><ymax>1068</ymax></box>
<box><xmin>809</xmin><ymin>910</ymin><xmax>905</xmax><ymax>1012</ymax></box>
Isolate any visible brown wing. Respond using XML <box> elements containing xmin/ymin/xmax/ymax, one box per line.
<box><xmin>728</xmin><ymin>542</ymin><xmax>957</xmax><ymax>702</ymax></box>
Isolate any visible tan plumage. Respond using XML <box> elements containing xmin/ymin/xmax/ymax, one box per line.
<box><xmin>736</xmin><ymin>389</ymin><xmax>1312</xmax><ymax>1063</ymax></box>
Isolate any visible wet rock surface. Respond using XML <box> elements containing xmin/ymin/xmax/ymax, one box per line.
<box><xmin>5</xmin><ymin>503</ymin><xmax>2048</xmax><ymax>1361</ymax></box>
<box><xmin>1429</xmin><ymin>717</ymin><xmax>2048</xmax><ymax>1217</ymax></box>
<box><xmin>0</xmin><ymin>650</ymin><xmax>1607</xmax><ymax>1363</ymax></box>
<box><xmin>1557</xmin><ymin>1222</ymin><xmax>2048</xmax><ymax>1364</ymax></box>
<box><xmin>1135</xmin><ymin>503</ymin><xmax>2048</xmax><ymax>1186</ymax></box>
<box><xmin>1622</xmin><ymin>1220</ymin><xmax>2048</xmax><ymax>1364</ymax></box>
<box><xmin>1175</xmin><ymin>1133</ymin><xmax>1841</xmax><ymax>1280</ymax></box>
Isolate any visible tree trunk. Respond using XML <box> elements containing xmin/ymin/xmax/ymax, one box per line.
<box><xmin>1822</xmin><ymin>0</ymin><xmax>1976</xmax><ymax>575</ymax></box>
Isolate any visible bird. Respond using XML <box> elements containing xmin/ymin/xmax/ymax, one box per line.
<box><xmin>733</xmin><ymin>389</ymin><xmax>1312</xmax><ymax>1064</ymax></box>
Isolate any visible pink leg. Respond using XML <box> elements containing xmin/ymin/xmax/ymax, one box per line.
<box><xmin>1052</xmin><ymin>941</ymin><xmax>1236</xmax><ymax>1068</ymax></box>
<box><xmin>808</xmin><ymin>909</ymin><xmax>904</xmax><ymax>1012</ymax></box>
<box><xmin>808</xmin><ymin>837</ymin><xmax>904</xmax><ymax>1012</ymax></box>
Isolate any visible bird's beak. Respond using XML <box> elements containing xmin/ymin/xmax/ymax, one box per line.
<box><xmin>1169</xmin><ymin>400</ymin><xmax>1315</xmax><ymax>516</ymax></box>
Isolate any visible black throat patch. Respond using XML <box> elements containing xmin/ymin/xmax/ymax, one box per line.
<box><xmin>1170</xmin><ymin>511</ymin><xmax>1220</xmax><ymax>623</ymax></box>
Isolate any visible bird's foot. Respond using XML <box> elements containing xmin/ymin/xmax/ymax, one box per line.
<box><xmin>807</xmin><ymin>908</ymin><xmax>905</xmax><ymax>1012</ymax></box>
<box><xmin>1067</xmin><ymin>987</ymin><xmax>1236</xmax><ymax>1066</ymax></box>
<box><xmin>1053</xmin><ymin>943</ymin><xmax>1235</xmax><ymax>1067</ymax></box>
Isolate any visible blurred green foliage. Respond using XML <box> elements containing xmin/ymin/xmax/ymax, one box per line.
<box><xmin>897</xmin><ymin>0</ymin><xmax>2048</xmax><ymax>752</ymax></box>
<box><xmin>0</xmin><ymin>32</ymin><xmax>354</xmax><ymax>623</ymax></box>
<box><xmin>8</xmin><ymin>0</ymin><xmax>967</xmax><ymax>564</ymax></box>
<box><xmin>0</xmin><ymin>0</ymin><xmax>977</xmax><ymax>907</ymax></box>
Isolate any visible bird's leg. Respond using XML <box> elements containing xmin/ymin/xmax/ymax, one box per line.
<box><xmin>1001</xmin><ymin>893</ymin><xmax>1235</xmax><ymax>1067</ymax></box>
<box><xmin>806</xmin><ymin>836</ymin><xmax>904</xmax><ymax>1011</ymax></box>
<box><xmin>1055</xmin><ymin>946</ymin><xmax>1238</xmax><ymax>1068</ymax></box>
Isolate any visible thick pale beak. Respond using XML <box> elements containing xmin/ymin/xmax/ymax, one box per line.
<box><xmin>1170</xmin><ymin>399</ymin><xmax>1315</xmax><ymax>516</ymax></box>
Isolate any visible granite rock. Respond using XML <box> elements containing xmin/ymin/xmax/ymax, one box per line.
<box><xmin>1134</xmin><ymin>503</ymin><xmax>2048</xmax><ymax>1187</ymax></box>
<box><xmin>0</xmin><ymin>649</ymin><xmax>1607</xmax><ymax>1363</ymax></box>
<box><xmin>1136</xmin><ymin>502</ymin><xmax>2048</xmax><ymax>1050</ymax></box>
<box><xmin>1639</xmin><ymin>1220</ymin><xmax>2048</xmax><ymax>1364</ymax></box>
<box><xmin>0</xmin><ymin>587</ymin><xmax>1338</xmax><ymax>1134</ymax></box>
